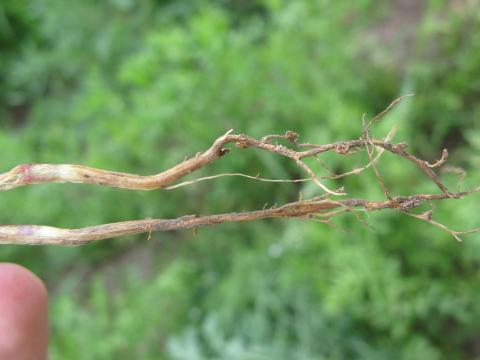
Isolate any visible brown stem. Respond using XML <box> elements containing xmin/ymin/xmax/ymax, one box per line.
<box><xmin>0</xmin><ymin>192</ymin><xmax>469</xmax><ymax>246</ymax></box>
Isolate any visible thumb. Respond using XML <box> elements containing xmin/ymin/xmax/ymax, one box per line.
<box><xmin>0</xmin><ymin>263</ymin><xmax>49</xmax><ymax>360</ymax></box>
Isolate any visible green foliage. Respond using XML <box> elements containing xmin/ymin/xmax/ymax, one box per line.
<box><xmin>1</xmin><ymin>0</ymin><xmax>480</xmax><ymax>358</ymax></box>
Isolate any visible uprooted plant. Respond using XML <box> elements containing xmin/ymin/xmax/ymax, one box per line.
<box><xmin>0</xmin><ymin>96</ymin><xmax>479</xmax><ymax>245</ymax></box>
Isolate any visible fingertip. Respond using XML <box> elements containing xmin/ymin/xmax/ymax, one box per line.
<box><xmin>0</xmin><ymin>263</ymin><xmax>48</xmax><ymax>302</ymax></box>
<box><xmin>0</xmin><ymin>263</ymin><xmax>49</xmax><ymax>360</ymax></box>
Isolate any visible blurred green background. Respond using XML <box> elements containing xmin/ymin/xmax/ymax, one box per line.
<box><xmin>1</xmin><ymin>0</ymin><xmax>480</xmax><ymax>359</ymax></box>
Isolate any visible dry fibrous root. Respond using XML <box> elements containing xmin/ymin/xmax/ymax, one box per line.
<box><xmin>1</xmin><ymin>96</ymin><xmax>479</xmax><ymax>245</ymax></box>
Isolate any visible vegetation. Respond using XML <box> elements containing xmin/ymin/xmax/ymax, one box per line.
<box><xmin>1</xmin><ymin>0</ymin><xmax>479</xmax><ymax>358</ymax></box>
